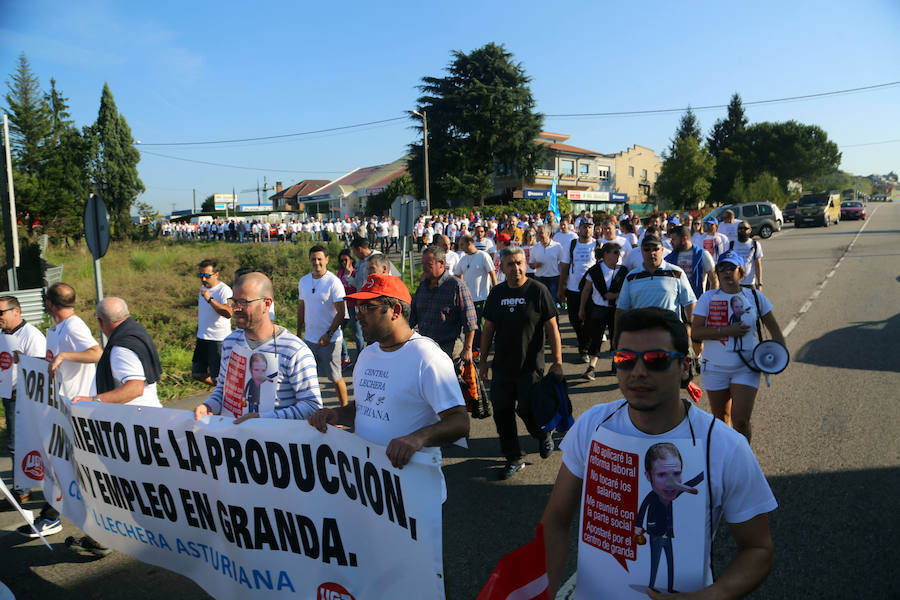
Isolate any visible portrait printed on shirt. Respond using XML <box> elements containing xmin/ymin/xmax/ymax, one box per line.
<box><xmin>578</xmin><ymin>428</ymin><xmax>709</xmax><ymax>598</ymax></box>
<box><xmin>221</xmin><ymin>345</ymin><xmax>278</xmax><ymax>417</ymax></box>
<box><xmin>705</xmin><ymin>290</ymin><xmax>757</xmax><ymax>348</ymax></box>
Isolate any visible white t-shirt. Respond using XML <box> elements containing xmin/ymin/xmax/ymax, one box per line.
<box><xmin>454</xmin><ymin>250</ymin><xmax>495</xmax><ymax>302</ymax></box>
<box><xmin>597</xmin><ymin>235</ymin><xmax>629</xmax><ymax>266</ymax></box>
<box><xmin>197</xmin><ymin>282</ymin><xmax>233</xmax><ymax>341</ymax></box>
<box><xmin>729</xmin><ymin>239</ymin><xmax>763</xmax><ymax>285</ymax></box>
<box><xmin>718</xmin><ymin>219</ymin><xmax>742</xmax><ymax>244</ymax></box>
<box><xmin>109</xmin><ymin>346</ymin><xmax>161</xmax><ymax>407</ymax></box>
<box><xmin>353</xmin><ymin>333</ymin><xmax>464</xmax><ymax>449</ymax></box>
<box><xmin>564</xmin><ymin>240</ymin><xmax>597</xmax><ymax>292</ymax></box>
<box><xmin>669</xmin><ymin>248</ymin><xmax>715</xmax><ymax>284</ymax></box>
<box><xmin>561</xmin><ymin>401</ymin><xmax>777</xmax><ymax>586</ymax></box>
<box><xmin>46</xmin><ymin>315</ymin><xmax>98</xmax><ymax>399</ymax></box>
<box><xmin>698</xmin><ymin>233</ymin><xmax>728</xmax><ymax>260</ymax></box>
<box><xmin>6</xmin><ymin>322</ymin><xmax>46</xmax><ymax>393</ymax></box>
<box><xmin>530</xmin><ymin>241</ymin><xmax>564</xmax><ymax>278</ymax></box>
<box><xmin>584</xmin><ymin>263</ymin><xmax>621</xmax><ymax>307</ymax></box>
<box><xmin>552</xmin><ymin>231</ymin><xmax>577</xmax><ymax>250</ymax></box>
<box><xmin>298</xmin><ymin>271</ymin><xmax>345</xmax><ymax>344</ymax></box>
<box><xmin>694</xmin><ymin>288</ymin><xmax>774</xmax><ymax>369</ymax></box>
<box><xmin>443</xmin><ymin>250</ymin><xmax>460</xmax><ymax>275</ymax></box>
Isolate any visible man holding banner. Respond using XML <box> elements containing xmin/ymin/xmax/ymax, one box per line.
<box><xmin>195</xmin><ymin>272</ymin><xmax>322</xmax><ymax>421</ymax></box>
<box><xmin>16</xmin><ymin>283</ymin><xmax>100</xmax><ymax>537</ymax></box>
<box><xmin>540</xmin><ymin>308</ymin><xmax>776</xmax><ymax>598</ymax></box>
<box><xmin>308</xmin><ymin>274</ymin><xmax>469</xmax><ymax>477</ymax></box>
<box><xmin>0</xmin><ymin>295</ymin><xmax>46</xmax><ymax>510</ymax></box>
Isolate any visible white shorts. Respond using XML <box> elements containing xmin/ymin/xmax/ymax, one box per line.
<box><xmin>700</xmin><ymin>362</ymin><xmax>760</xmax><ymax>390</ymax></box>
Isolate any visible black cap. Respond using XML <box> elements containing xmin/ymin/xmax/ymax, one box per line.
<box><xmin>641</xmin><ymin>233</ymin><xmax>663</xmax><ymax>247</ymax></box>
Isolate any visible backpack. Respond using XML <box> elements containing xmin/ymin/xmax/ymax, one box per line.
<box><xmin>568</xmin><ymin>238</ymin><xmax>592</xmax><ymax>292</ymax></box>
<box><xmin>728</xmin><ymin>239</ymin><xmax>758</xmax><ymax>261</ymax></box>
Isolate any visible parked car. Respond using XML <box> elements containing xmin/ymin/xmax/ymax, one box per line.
<box><xmin>796</xmin><ymin>192</ymin><xmax>841</xmax><ymax>227</ymax></box>
<box><xmin>783</xmin><ymin>201</ymin><xmax>798</xmax><ymax>223</ymax></box>
<box><xmin>703</xmin><ymin>201</ymin><xmax>783</xmax><ymax>239</ymax></box>
<box><xmin>840</xmin><ymin>200</ymin><xmax>867</xmax><ymax>220</ymax></box>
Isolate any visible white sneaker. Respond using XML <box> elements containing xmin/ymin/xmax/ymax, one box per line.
<box><xmin>17</xmin><ymin>517</ymin><xmax>62</xmax><ymax>538</ymax></box>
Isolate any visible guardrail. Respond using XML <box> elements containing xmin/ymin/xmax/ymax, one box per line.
<box><xmin>0</xmin><ymin>288</ymin><xmax>46</xmax><ymax>326</ymax></box>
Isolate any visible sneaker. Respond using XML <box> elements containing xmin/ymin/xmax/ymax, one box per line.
<box><xmin>580</xmin><ymin>353</ymin><xmax>590</xmax><ymax>364</ymax></box>
<box><xmin>540</xmin><ymin>436</ymin><xmax>555</xmax><ymax>459</ymax></box>
<box><xmin>65</xmin><ymin>535</ymin><xmax>112</xmax><ymax>557</ymax></box>
<box><xmin>17</xmin><ymin>517</ymin><xmax>62</xmax><ymax>538</ymax></box>
<box><xmin>583</xmin><ymin>366</ymin><xmax>596</xmax><ymax>381</ymax></box>
<box><xmin>498</xmin><ymin>460</ymin><xmax>526</xmax><ymax>480</ymax></box>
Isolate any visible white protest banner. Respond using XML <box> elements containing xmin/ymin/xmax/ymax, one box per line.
<box><xmin>15</xmin><ymin>355</ymin><xmax>87</xmax><ymax>523</ymax></box>
<box><xmin>17</xmin><ymin>359</ymin><xmax>447</xmax><ymax>599</ymax></box>
<box><xmin>0</xmin><ymin>334</ymin><xmax>15</xmax><ymax>398</ymax></box>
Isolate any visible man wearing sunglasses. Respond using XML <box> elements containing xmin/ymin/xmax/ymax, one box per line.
<box><xmin>0</xmin><ymin>296</ymin><xmax>46</xmax><ymax>511</ymax></box>
<box><xmin>192</xmin><ymin>259</ymin><xmax>233</xmax><ymax>387</ymax></box>
<box><xmin>541</xmin><ymin>307</ymin><xmax>777</xmax><ymax>598</ymax></box>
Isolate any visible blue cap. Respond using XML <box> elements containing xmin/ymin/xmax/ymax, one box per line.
<box><xmin>716</xmin><ymin>250</ymin><xmax>743</xmax><ymax>268</ymax></box>
<box><xmin>670</xmin><ymin>216</ymin><xmax>680</xmax><ymax>226</ymax></box>
<box><xmin>704</xmin><ymin>216</ymin><xmax>719</xmax><ymax>226</ymax></box>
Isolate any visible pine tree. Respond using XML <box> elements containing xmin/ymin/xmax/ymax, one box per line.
<box><xmin>3</xmin><ymin>52</ymin><xmax>49</xmax><ymax>175</ymax></box>
<box><xmin>88</xmin><ymin>83</ymin><xmax>144</xmax><ymax>239</ymax></box>
<box><xmin>409</xmin><ymin>43</ymin><xmax>545</xmax><ymax>206</ymax></box>
<box><xmin>668</xmin><ymin>107</ymin><xmax>702</xmax><ymax>155</ymax></box>
<box><xmin>707</xmin><ymin>93</ymin><xmax>748</xmax><ymax>203</ymax></box>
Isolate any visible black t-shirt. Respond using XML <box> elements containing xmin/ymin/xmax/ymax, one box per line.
<box><xmin>483</xmin><ymin>278</ymin><xmax>558</xmax><ymax>375</ymax></box>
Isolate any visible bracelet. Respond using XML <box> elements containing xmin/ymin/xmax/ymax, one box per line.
<box><xmin>93</xmin><ymin>395</ymin><xmax>101</xmax><ymax>402</ymax></box>
<box><xmin>207</xmin><ymin>296</ymin><xmax>213</xmax><ymax>304</ymax></box>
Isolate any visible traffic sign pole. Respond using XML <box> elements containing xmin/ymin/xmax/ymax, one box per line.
<box><xmin>84</xmin><ymin>194</ymin><xmax>110</xmax><ymax>346</ymax></box>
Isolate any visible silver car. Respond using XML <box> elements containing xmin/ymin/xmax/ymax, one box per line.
<box><xmin>705</xmin><ymin>201</ymin><xmax>783</xmax><ymax>239</ymax></box>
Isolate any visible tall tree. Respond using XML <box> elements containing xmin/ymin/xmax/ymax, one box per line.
<box><xmin>654</xmin><ymin>135</ymin><xmax>715</xmax><ymax>210</ymax></box>
<box><xmin>668</xmin><ymin>106</ymin><xmax>702</xmax><ymax>155</ymax></box>
<box><xmin>742</xmin><ymin>121</ymin><xmax>841</xmax><ymax>188</ymax></box>
<box><xmin>88</xmin><ymin>83</ymin><xmax>144</xmax><ymax>239</ymax></box>
<box><xmin>408</xmin><ymin>43</ymin><xmax>545</xmax><ymax>206</ymax></box>
<box><xmin>3</xmin><ymin>52</ymin><xmax>49</xmax><ymax>175</ymax></box>
<box><xmin>707</xmin><ymin>93</ymin><xmax>748</xmax><ymax>203</ymax></box>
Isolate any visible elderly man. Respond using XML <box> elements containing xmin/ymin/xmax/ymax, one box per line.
<box><xmin>0</xmin><ymin>295</ymin><xmax>46</xmax><ymax>510</ymax></box>
<box><xmin>195</xmin><ymin>272</ymin><xmax>322</xmax><ymax>421</ymax></box>
<box><xmin>542</xmin><ymin>308</ymin><xmax>776</xmax><ymax>598</ymax></box>
<box><xmin>308</xmin><ymin>274</ymin><xmax>469</xmax><ymax>482</ymax></box>
<box><xmin>480</xmin><ymin>246</ymin><xmax>563</xmax><ymax>479</ymax></box>
<box><xmin>68</xmin><ymin>297</ymin><xmax>161</xmax><ymax>557</ymax></box>
<box><xmin>16</xmin><ymin>283</ymin><xmax>100</xmax><ymax>537</ymax></box>
<box><xmin>530</xmin><ymin>225</ymin><xmax>564</xmax><ymax>302</ymax></box>
<box><xmin>410</xmin><ymin>245</ymin><xmax>477</xmax><ymax>361</ymax></box>
<box><xmin>351</xmin><ymin>237</ymin><xmax>399</xmax><ymax>289</ymax></box>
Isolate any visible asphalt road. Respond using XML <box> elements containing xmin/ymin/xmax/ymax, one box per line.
<box><xmin>2</xmin><ymin>204</ymin><xmax>898</xmax><ymax>599</ymax></box>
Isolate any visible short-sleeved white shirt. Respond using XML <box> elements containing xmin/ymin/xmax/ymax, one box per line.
<box><xmin>530</xmin><ymin>241</ymin><xmax>564</xmax><ymax>278</ymax></box>
<box><xmin>454</xmin><ymin>250</ymin><xmax>494</xmax><ymax>302</ymax></box>
<box><xmin>563</xmin><ymin>240</ymin><xmax>597</xmax><ymax>292</ymax></box>
<box><xmin>197</xmin><ymin>281</ymin><xmax>232</xmax><ymax>341</ymax></box>
<box><xmin>730</xmin><ymin>239</ymin><xmax>764</xmax><ymax>285</ymax></box>
<box><xmin>109</xmin><ymin>346</ymin><xmax>161</xmax><ymax>407</ymax></box>
<box><xmin>298</xmin><ymin>271</ymin><xmax>345</xmax><ymax>344</ymax></box>
<box><xmin>46</xmin><ymin>315</ymin><xmax>98</xmax><ymax>399</ymax></box>
<box><xmin>6</xmin><ymin>322</ymin><xmax>46</xmax><ymax>393</ymax></box>
<box><xmin>694</xmin><ymin>288</ymin><xmax>773</xmax><ymax>369</ymax></box>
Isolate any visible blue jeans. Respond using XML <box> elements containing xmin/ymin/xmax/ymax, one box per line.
<box><xmin>649</xmin><ymin>535</ymin><xmax>674</xmax><ymax>591</ymax></box>
<box><xmin>341</xmin><ymin>307</ymin><xmax>366</xmax><ymax>361</ymax></box>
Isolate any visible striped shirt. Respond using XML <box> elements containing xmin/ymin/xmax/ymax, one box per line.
<box><xmin>205</xmin><ymin>328</ymin><xmax>322</xmax><ymax>419</ymax></box>
<box><xmin>410</xmin><ymin>270</ymin><xmax>477</xmax><ymax>344</ymax></box>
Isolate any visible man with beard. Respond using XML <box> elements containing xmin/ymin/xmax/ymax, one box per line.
<box><xmin>195</xmin><ymin>272</ymin><xmax>322</xmax><ymax>421</ymax></box>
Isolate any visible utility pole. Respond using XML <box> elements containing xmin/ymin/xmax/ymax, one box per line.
<box><xmin>412</xmin><ymin>110</ymin><xmax>431</xmax><ymax>215</ymax></box>
<box><xmin>193</xmin><ymin>188</ymin><xmax>197</xmax><ymax>213</ymax></box>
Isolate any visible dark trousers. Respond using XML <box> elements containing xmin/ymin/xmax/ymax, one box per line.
<box><xmin>537</xmin><ymin>276</ymin><xmax>559</xmax><ymax>302</ymax></box>
<box><xmin>566</xmin><ymin>289</ymin><xmax>591</xmax><ymax>354</ymax></box>
<box><xmin>587</xmin><ymin>305</ymin><xmax>615</xmax><ymax>356</ymax></box>
<box><xmin>490</xmin><ymin>371</ymin><xmax>548</xmax><ymax>460</ymax></box>
<box><xmin>473</xmin><ymin>300</ymin><xmax>486</xmax><ymax>353</ymax></box>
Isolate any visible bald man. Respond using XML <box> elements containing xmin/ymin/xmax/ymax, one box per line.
<box><xmin>195</xmin><ymin>272</ymin><xmax>322</xmax><ymax>422</ymax></box>
<box><xmin>72</xmin><ymin>297</ymin><xmax>162</xmax><ymax>407</ymax></box>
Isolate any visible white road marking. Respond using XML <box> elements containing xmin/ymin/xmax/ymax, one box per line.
<box><xmin>782</xmin><ymin>207</ymin><xmax>879</xmax><ymax>339</ymax></box>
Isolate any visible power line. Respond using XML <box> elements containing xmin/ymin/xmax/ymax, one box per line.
<box><xmin>839</xmin><ymin>138</ymin><xmax>900</xmax><ymax>148</ymax></box>
<box><xmin>543</xmin><ymin>81</ymin><xmax>900</xmax><ymax>119</ymax></box>
<box><xmin>138</xmin><ymin>149</ymin><xmax>350</xmax><ymax>174</ymax></box>
<box><xmin>138</xmin><ymin>116</ymin><xmax>407</xmax><ymax>147</ymax></box>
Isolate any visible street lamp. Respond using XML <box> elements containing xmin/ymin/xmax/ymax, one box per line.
<box><xmin>412</xmin><ymin>110</ymin><xmax>431</xmax><ymax>215</ymax></box>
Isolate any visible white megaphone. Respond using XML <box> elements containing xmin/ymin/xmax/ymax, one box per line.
<box><xmin>751</xmin><ymin>340</ymin><xmax>790</xmax><ymax>375</ymax></box>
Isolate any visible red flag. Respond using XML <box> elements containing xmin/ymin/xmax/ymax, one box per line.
<box><xmin>477</xmin><ymin>524</ymin><xmax>549</xmax><ymax>600</ymax></box>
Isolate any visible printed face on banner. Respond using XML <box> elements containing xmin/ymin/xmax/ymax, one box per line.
<box><xmin>706</xmin><ymin>292</ymin><xmax>757</xmax><ymax>347</ymax></box>
<box><xmin>578</xmin><ymin>429</ymin><xmax>708</xmax><ymax>597</ymax></box>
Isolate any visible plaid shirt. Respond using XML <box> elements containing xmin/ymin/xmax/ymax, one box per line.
<box><xmin>410</xmin><ymin>270</ymin><xmax>477</xmax><ymax>343</ymax></box>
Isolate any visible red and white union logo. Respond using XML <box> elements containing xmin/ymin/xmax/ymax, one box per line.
<box><xmin>22</xmin><ymin>450</ymin><xmax>44</xmax><ymax>481</ymax></box>
<box><xmin>317</xmin><ymin>582</ymin><xmax>355</xmax><ymax>600</ymax></box>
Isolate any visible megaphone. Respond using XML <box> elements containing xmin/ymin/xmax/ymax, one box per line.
<box><xmin>751</xmin><ymin>340</ymin><xmax>790</xmax><ymax>374</ymax></box>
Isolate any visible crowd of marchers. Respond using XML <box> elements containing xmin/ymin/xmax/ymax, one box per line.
<box><xmin>3</xmin><ymin>204</ymin><xmax>785</xmax><ymax>598</ymax></box>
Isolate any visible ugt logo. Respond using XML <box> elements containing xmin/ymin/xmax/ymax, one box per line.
<box><xmin>317</xmin><ymin>582</ymin><xmax>355</xmax><ymax>600</ymax></box>
<box><xmin>22</xmin><ymin>450</ymin><xmax>44</xmax><ymax>480</ymax></box>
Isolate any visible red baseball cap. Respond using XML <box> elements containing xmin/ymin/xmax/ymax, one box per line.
<box><xmin>496</xmin><ymin>232</ymin><xmax>511</xmax><ymax>243</ymax></box>
<box><xmin>346</xmin><ymin>273</ymin><xmax>412</xmax><ymax>304</ymax></box>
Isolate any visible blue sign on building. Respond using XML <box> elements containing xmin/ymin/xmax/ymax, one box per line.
<box><xmin>523</xmin><ymin>189</ymin><xmax>551</xmax><ymax>199</ymax></box>
<box><xmin>610</xmin><ymin>192</ymin><xmax>628</xmax><ymax>203</ymax></box>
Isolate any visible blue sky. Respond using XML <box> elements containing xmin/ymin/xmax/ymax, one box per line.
<box><xmin>3</xmin><ymin>0</ymin><xmax>899</xmax><ymax>213</ymax></box>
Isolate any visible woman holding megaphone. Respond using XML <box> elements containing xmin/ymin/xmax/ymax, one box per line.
<box><xmin>690</xmin><ymin>250</ymin><xmax>787</xmax><ymax>443</ymax></box>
